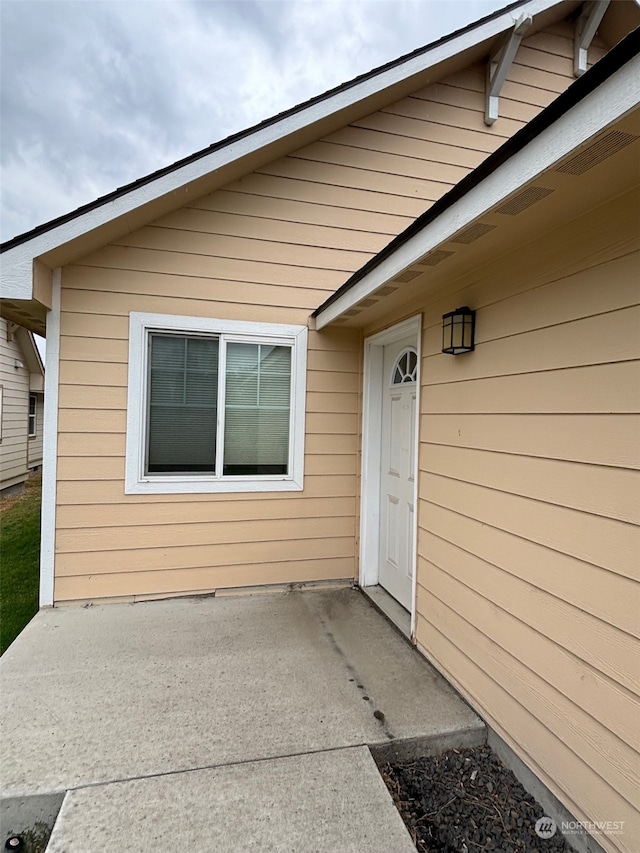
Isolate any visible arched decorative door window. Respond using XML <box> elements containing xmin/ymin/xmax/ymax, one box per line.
<box><xmin>391</xmin><ymin>347</ymin><xmax>418</xmax><ymax>385</ymax></box>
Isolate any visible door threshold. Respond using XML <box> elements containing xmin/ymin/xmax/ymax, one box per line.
<box><xmin>360</xmin><ymin>585</ymin><xmax>411</xmax><ymax>640</ymax></box>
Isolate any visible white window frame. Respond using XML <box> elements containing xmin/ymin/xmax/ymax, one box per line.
<box><xmin>28</xmin><ymin>394</ymin><xmax>37</xmax><ymax>437</ymax></box>
<box><xmin>125</xmin><ymin>312</ymin><xmax>307</xmax><ymax>495</ymax></box>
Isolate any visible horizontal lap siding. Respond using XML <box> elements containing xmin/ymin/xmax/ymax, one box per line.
<box><xmin>55</xmin><ymin>319</ymin><xmax>361</xmax><ymax>601</ymax></box>
<box><xmin>408</xmin><ymin>190</ymin><xmax>639</xmax><ymax>853</ymax></box>
<box><xmin>0</xmin><ymin>319</ymin><xmax>29</xmax><ymax>489</ymax></box>
<box><xmin>55</xmin><ymin>21</ymin><xmax>586</xmax><ymax>602</ymax></box>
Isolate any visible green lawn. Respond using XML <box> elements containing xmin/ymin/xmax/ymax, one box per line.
<box><xmin>0</xmin><ymin>475</ymin><xmax>42</xmax><ymax>654</ymax></box>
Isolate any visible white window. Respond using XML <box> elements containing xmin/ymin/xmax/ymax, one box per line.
<box><xmin>28</xmin><ymin>394</ymin><xmax>37</xmax><ymax>437</ymax></box>
<box><xmin>125</xmin><ymin>313</ymin><xmax>307</xmax><ymax>494</ymax></box>
<box><xmin>391</xmin><ymin>347</ymin><xmax>418</xmax><ymax>385</ymax></box>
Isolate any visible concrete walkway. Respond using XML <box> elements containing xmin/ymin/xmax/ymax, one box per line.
<box><xmin>1</xmin><ymin>587</ymin><xmax>484</xmax><ymax>851</ymax></box>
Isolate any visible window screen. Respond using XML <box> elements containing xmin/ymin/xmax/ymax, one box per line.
<box><xmin>224</xmin><ymin>343</ymin><xmax>291</xmax><ymax>475</ymax></box>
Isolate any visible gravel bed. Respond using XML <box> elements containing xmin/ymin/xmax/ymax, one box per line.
<box><xmin>380</xmin><ymin>744</ymin><xmax>568</xmax><ymax>853</ymax></box>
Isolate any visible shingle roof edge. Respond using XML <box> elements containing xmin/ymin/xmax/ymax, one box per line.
<box><xmin>312</xmin><ymin>25</ymin><xmax>640</xmax><ymax>319</ymax></box>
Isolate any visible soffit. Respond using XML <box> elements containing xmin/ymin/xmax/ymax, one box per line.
<box><xmin>1</xmin><ymin>300</ymin><xmax>48</xmax><ymax>337</ymax></box>
<box><xmin>15</xmin><ymin>326</ymin><xmax>44</xmax><ymax>375</ymax></box>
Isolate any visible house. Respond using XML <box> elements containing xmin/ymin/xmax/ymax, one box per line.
<box><xmin>0</xmin><ymin>0</ymin><xmax>638</xmax><ymax>850</ymax></box>
<box><xmin>0</xmin><ymin>318</ymin><xmax>44</xmax><ymax>494</ymax></box>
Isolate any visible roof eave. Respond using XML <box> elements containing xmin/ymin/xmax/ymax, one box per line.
<box><xmin>313</xmin><ymin>35</ymin><xmax>640</xmax><ymax>330</ymax></box>
<box><xmin>15</xmin><ymin>326</ymin><xmax>45</xmax><ymax>377</ymax></box>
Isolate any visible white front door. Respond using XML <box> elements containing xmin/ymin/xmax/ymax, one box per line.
<box><xmin>378</xmin><ymin>336</ymin><xmax>418</xmax><ymax>611</ymax></box>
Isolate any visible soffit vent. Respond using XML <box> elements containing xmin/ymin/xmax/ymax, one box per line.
<box><xmin>342</xmin><ymin>308</ymin><xmax>361</xmax><ymax>318</ymax></box>
<box><xmin>418</xmin><ymin>249</ymin><xmax>455</xmax><ymax>266</ymax></box>
<box><xmin>556</xmin><ymin>131</ymin><xmax>639</xmax><ymax>176</ymax></box>
<box><xmin>496</xmin><ymin>186</ymin><xmax>554</xmax><ymax>215</ymax></box>
<box><xmin>450</xmin><ymin>222</ymin><xmax>497</xmax><ymax>244</ymax></box>
<box><xmin>358</xmin><ymin>298</ymin><xmax>378</xmax><ymax>307</ymax></box>
<box><xmin>375</xmin><ymin>285</ymin><xmax>399</xmax><ymax>297</ymax></box>
<box><xmin>393</xmin><ymin>269</ymin><xmax>421</xmax><ymax>283</ymax></box>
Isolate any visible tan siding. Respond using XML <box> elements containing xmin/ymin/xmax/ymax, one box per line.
<box><xmin>114</xmin><ymin>226</ymin><xmax>371</xmax><ymax>271</ymax></box>
<box><xmin>148</xmin><ymin>206</ymin><xmax>390</xmax><ymax>252</ymax></box>
<box><xmin>399</xmin><ymin>188</ymin><xmax>639</xmax><ymax>853</ymax></box>
<box><xmin>418</xmin><ymin>501</ymin><xmax>638</xmax><ymax>639</ymax></box>
<box><xmin>379</xmin><ymin>96</ymin><xmax>522</xmax><ymax>139</ymax></box>
<box><xmin>56</xmin><ymin>514</ymin><xmax>356</xmax><ymax>554</ymax></box>
<box><xmin>421</xmin><ymin>443</ymin><xmax>639</xmax><ymax>524</ymax></box>
<box><xmin>289</xmin><ymin>140</ymin><xmax>473</xmax><ymax>185</ymax></box>
<box><xmin>323</xmin><ymin>125</ymin><xmax>487</xmax><ymax>170</ymax></box>
<box><xmin>424</xmin><ymin>307</ymin><xmax>640</xmax><ymax>379</ymax></box>
<box><xmin>0</xmin><ymin>319</ymin><xmax>30</xmax><ymax>489</ymax></box>
<box><xmin>55</xmin><ymin>22</ymin><xmax>588</xmax><ymax>604</ymax></box>
<box><xmin>55</xmin><ymin>536</ymin><xmax>354</xmax><ymax>578</ymax></box>
<box><xmin>415</xmin><ymin>611</ymin><xmax>640</xmax><ymax>847</ymax></box>
<box><xmin>220</xmin><ymin>172</ymin><xmax>430</xmax><ymax>217</ymax></box>
<box><xmin>56</xmin><ymin>495</ymin><xmax>357</xmax><ymax>528</ymax></box>
<box><xmin>416</xmin><ymin>579</ymin><xmax>637</xmax><ymax>801</ymax></box>
<box><xmin>421</xmin><ymin>414</ymin><xmax>640</xmax><ymax>470</ymax></box>
<box><xmin>422</xmin><ymin>361</ymin><xmax>639</xmax><ymax>414</ymax></box>
<box><xmin>54</xmin><ymin>555</ymin><xmax>353</xmax><ymax>602</ymax></box>
<box><xmin>62</xmin><ymin>270</ymin><xmax>333</xmax><ymax>311</ymax></box>
<box><xmin>419</xmin><ymin>472</ymin><xmax>638</xmax><ymax>581</ymax></box>
<box><xmin>190</xmin><ymin>190</ymin><xmax>410</xmax><ymax>235</ymax></box>
<box><xmin>56</xmin><ymin>473</ymin><xmax>357</xmax><ymax>505</ymax></box>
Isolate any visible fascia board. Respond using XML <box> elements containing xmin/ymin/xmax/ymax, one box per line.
<box><xmin>0</xmin><ymin>0</ymin><xmax>562</xmax><ymax>301</ymax></box>
<box><xmin>315</xmin><ymin>53</ymin><xmax>640</xmax><ymax>330</ymax></box>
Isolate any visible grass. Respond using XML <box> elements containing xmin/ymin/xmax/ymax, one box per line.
<box><xmin>0</xmin><ymin>474</ymin><xmax>42</xmax><ymax>655</ymax></box>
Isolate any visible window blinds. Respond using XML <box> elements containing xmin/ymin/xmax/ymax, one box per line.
<box><xmin>224</xmin><ymin>343</ymin><xmax>291</xmax><ymax>475</ymax></box>
<box><xmin>147</xmin><ymin>334</ymin><xmax>218</xmax><ymax>473</ymax></box>
<box><xmin>146</xmin><ymin>335</ymin><xmax>292</xmax><ymax>477</ymax></box>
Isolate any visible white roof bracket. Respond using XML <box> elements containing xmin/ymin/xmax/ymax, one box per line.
<box><xmin>485</xmin><ymin>14</ymin><xmax>533</xmax><ymax>126</ymax></box>
<box><xmin>574</xmin><ymin>0</ymin><xmax>610</xmax><ymax>77</ymax></box>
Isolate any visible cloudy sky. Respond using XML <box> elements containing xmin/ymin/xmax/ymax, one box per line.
<box><xmin>1</xmin><ymin>0</ymin><xmax>508</xmax><ymax>243</ymax></box>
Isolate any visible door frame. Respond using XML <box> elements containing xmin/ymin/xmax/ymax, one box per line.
<box><xmin>360</xmin><ymin>314</ymin><xmax>421</xmax><ymax>637</ymax></box>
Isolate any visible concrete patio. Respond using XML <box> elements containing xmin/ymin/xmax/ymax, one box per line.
<box><xmin>0</xmin><ymin>586</ymin><xmax>485</xmax><ymax>851</ymax></box>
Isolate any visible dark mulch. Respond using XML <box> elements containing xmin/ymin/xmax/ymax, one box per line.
<box><xmin>380</xmin><ymin>745</ymin><xmax>567</xmax><ymax>853</ymax></box>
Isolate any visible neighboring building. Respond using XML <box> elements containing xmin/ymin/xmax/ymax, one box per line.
<box><xmin>0</xmin><ymin>2</ymin><xmax>638</xmax><ymax>852</ymax></box>
<box><xmin>0</xmin><ymin>318</ymin><xmax>45</xmax><ymax>493</ymax></box>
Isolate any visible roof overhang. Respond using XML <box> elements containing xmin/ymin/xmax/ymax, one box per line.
<box><xmin>11</xmin><ymin>325</ymin><xmax>45</xmax><ymax>390</ymax></box>
<box><xmin>0</xmin><ymin>0</ymin><xmax>581</xmax><ymax>310</ymax></box>
<box><xmin>313</xmin><ymin>34</ymin><xmax>640</xmax><ymax>330</ymax></box>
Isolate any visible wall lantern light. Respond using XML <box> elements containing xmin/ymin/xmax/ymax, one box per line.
<box><xmin>442</xmin><ymin>306</ymin><xmax>476</xmax><ymax>355</ymax></box>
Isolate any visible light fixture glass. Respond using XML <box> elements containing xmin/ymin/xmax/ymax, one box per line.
<box><xmin>442</xmin><ymin>306</ymin><xmax>475</xmax><ymax>354</ymax></box>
